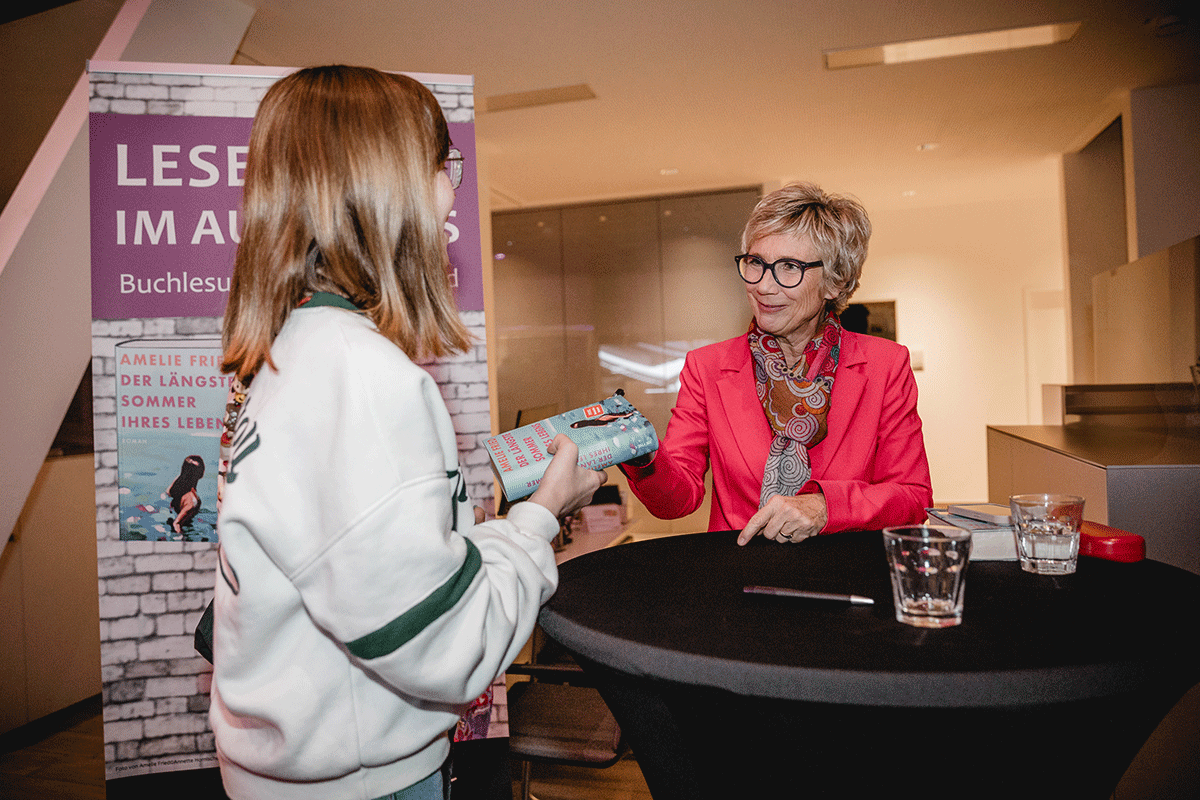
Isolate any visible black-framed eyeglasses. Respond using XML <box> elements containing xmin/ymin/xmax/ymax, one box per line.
<box><xmin>735</xmin><ymin>254</ymin><xmax>823</xmax><ymax>288</ymax></box>
<box><xmin>444</xmin><ymin>147</ymin><xmax>463</xmax><ymax>189</ymax></box>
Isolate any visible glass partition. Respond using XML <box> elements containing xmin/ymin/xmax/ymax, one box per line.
<box><xmin>493</xmin><ymin>188</ymin><xmax>759</xmax><ymax>438</ymax></box>
<box><xmin>492</xmin><ymin>188</ymin><xmax>760</xmax><ymax>532</ymax></box>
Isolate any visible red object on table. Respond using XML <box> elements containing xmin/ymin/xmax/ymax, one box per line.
<box><xmin>1080</xmin><ymin>520</ymin><xmax>1145</xmax><ymax>562</ymax></box>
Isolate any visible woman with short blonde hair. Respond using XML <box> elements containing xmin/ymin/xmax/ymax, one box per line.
<box><xmin>624</xmin><ymin>181</ymin><xmax>931</xmax><ymax>544</ymax></box>
<box><xmin>740</xmin><ymin>181</ymin><xmax>872</xmax><ymax>315</ymax></box>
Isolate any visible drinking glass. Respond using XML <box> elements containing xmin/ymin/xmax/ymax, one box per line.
<box><xmin>882</xmin><ymin>525</ymin><xmax>972</xmax><ymax>628</ymax></box>
<box><xmin>1009</xmin><ymin>494</ymin><xmax>1085</xmax><ymax>575</ymax></box>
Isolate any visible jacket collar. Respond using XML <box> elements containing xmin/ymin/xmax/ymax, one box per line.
<box><xmin>713</xmin><ymin>330</ymin><xmax>869</xmax><ymax>477</ymax></box>
<box><xmin>299</xmin><ymin>291</ymin><xmax>365</xmax><ymax>314</ymax></box>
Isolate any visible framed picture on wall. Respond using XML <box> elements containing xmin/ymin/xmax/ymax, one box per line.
<box><xmin>843</xmin><ymin>301</ymin><xmax>896</xmax><ymax>341</ymax></box>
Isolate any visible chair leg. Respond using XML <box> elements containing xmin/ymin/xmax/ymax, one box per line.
<box><xmin>518</xmin><ymin>759</ymin><xmax>532</xmax><ymax>800</ymax></box>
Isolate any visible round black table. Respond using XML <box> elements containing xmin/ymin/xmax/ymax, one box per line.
<box><xmin>539</xmin><ymin>530</ymin><xmax>1200</xmax><ymax>799</ymax></box>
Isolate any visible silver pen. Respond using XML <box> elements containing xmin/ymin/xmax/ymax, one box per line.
<box><xmin>743</xmin><ymin>585</ymin><xmax>875</xmax><ymax>605</ymax></box>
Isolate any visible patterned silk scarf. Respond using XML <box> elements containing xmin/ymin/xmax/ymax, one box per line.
<box><xmin>748</xmin><ymin>314</ymin><xmax>842</xmax><ymax>507</ymax></box>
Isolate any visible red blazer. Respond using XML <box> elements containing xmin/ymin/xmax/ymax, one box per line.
<box><xmin>622</xmin><ymin>330</ymin><xmax>933</xmax><ymax>533</ymax></box>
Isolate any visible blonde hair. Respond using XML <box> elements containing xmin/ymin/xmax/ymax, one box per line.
<box><xmin>222</xmin><ymin>65</ymin><xmax>470</xmax><ymax>381</ymax></box>
<box><xmin>741</xmin><ymin>182</ymin><xmax>871</xmax><ymax>314</ymax></box>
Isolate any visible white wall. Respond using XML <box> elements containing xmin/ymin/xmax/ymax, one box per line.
<box><xmin>1127</xmin><ymin>84</ymin><xmax>1200</xmax><ymax>261</ymax></box>
<box><xmin>1092</xmin><ymin>236</ymin><xmax>1198</xmax><ymax>383</ymax></box>
<box><xmin>1063</xmin><ymin>118</ymin><xmax>1127</xmax><ymax>384</ymax></box>
<box><xmin>863</xmin><ymin>158</ymin><xmax>1067</xmax><ymax>504</ymax></box>
<box><xmin>1</xmin><ymin>455</ymin><xmax>101</xmax><ymax>735</ymax></box>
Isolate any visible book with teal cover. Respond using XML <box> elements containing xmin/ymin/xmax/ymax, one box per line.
<box><xmin>486</xmin><ymin>392</ymin><xmax>658</xmax><ymax>501</ymax></box>
<box><xmin>115</xmin><ymin>339</ymin><xmax>227</xmax><ymax>541</ymax></box>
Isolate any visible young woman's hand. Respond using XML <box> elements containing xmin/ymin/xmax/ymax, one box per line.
<box><xmin>528</xmin><ymin>435</ymin><xmax>607</xmax><ymax>520</ymax></box>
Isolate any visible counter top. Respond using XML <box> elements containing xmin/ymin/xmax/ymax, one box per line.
<box><xmin>989</xmin><ymin>424</ymin><xmax>1200</xmax><ymax>468</ymax></box>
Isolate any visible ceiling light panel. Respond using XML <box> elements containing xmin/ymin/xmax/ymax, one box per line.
<box><xmin>824</xmin><ymin>22</ymin><xmax>1082</xmax><ymax>69</ymax></box>
<box><xmin>485</xmin><ymin>83</ymin><xmax>596</xmax><ymax>112</ymax></box>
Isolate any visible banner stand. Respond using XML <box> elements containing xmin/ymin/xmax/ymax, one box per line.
<box><xmin>88</xmin><ymin>61</ymin><xmax>498</xmax><ymax>792</ymax></box>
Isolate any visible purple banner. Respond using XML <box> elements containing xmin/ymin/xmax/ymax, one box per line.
<box><xmin>445</xmin><ymin>124</ymin><xmax>483</xmax><ymax>311</ymax></box>
<box><xmin>89</xmin><ymin>114</ymin><xmax>483</xmax><ymax>319</ymax></box>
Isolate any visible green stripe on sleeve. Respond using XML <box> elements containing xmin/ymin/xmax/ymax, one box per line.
<box><xmin>345</xmin><ymin>539</ymin><xmax>482</xmax><ymax>660</ymax></box>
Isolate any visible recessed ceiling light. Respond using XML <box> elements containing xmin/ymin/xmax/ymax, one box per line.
<box><xmin>916</xmin><ymin>143</ymin><xmax>940</xmax><ymax>151</ymax></box>
<box><xmin>824</xmin><ymin>21</ymin><xmax>1082</xmax><ymax>69</ymax></box>
<box><xmin>659</xmin><ymin>168</ymin><xmax>679</xmax><ymax>176</ymax></box>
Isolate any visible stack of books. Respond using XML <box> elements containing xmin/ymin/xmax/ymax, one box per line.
<box><xmin>926</xmin><ymin>503</ymin><xmax>1016</xmax><ymax>560</ymax></box>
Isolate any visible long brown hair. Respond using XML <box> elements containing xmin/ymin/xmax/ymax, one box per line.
<box><xmin>168</xmin><ymin>455</ymin><xmax>205</xmax><ymax>512</ymax></box>
<box><xmin>222</xmin><ymin>65</ymin><xmax>471</xmax><ymax>381</ymax></box>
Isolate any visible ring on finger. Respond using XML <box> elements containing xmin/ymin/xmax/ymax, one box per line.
<box><xmin>778</xmin><ymin>531</ymin><xmax>793</xmax><ymax>542</ymax></box>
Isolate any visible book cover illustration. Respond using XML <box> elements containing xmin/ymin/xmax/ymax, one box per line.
<box><xmin>486</xmin><ymin>392</ymin><xmax>659</xmax><ymax>502</ymax></box>
<box><xmin>115</xmin><ymin>339</ymin><xmax>228</xmax><ymax>541</ymax></box>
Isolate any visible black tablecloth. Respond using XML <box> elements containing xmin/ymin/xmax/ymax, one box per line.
<box><xmin>540</xmin><ymin>530</ymin><xmax>1200</xmax><ymax>798</ymax></box>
